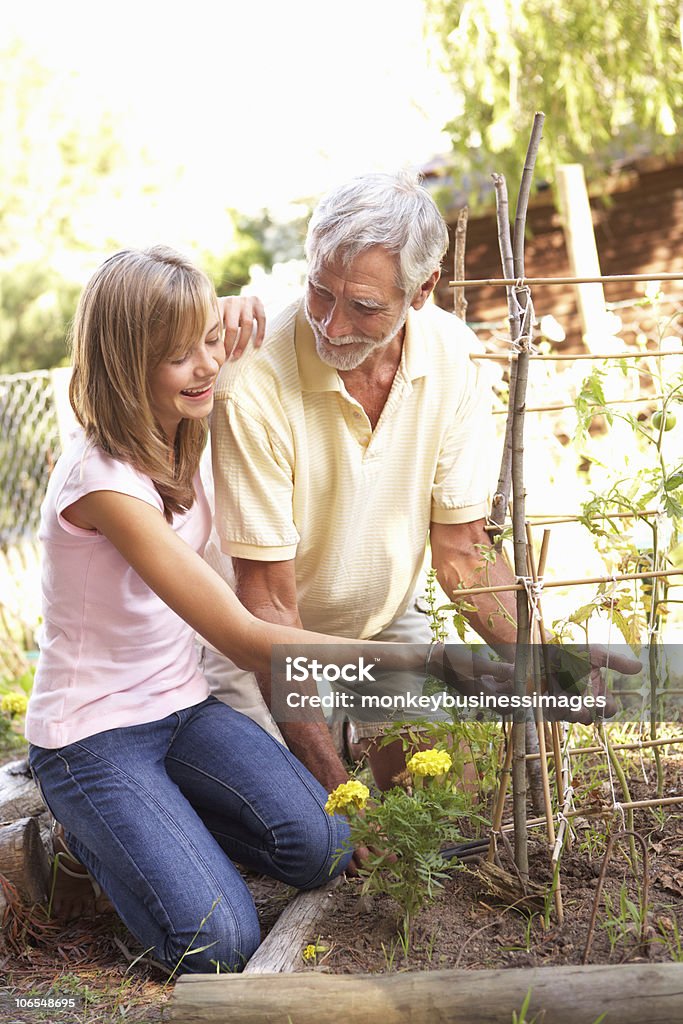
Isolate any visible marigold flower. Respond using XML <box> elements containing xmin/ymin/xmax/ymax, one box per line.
<box><xmin>324</xmin><ymin>780</ymin><xmax>370</xmax><ymax>816</ymax></box>
<box><xmin>406</xmin><ymin>749</ymin><xmax>452</xmax><ymax>777</ymax></box>
<box><xmin>1</xmin><ymin>692</ymin><xmax>28</xmax><ymax>717</ymax></box>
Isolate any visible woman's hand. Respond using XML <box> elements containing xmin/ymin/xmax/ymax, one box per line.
<box><xmin>218</xmin><ymin>295</ymin><xmax>266</xmax><ymax>359</ymax></box>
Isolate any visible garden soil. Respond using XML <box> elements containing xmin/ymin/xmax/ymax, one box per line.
<box><xmin>0</xmin><ymin>752</ymin><xmax>681</xmax><ymax>1023</ymax></box>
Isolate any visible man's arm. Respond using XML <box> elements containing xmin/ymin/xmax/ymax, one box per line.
<box><xmin>431</xmin><ymin>520</ymin><xmax>641</xmax><ymax>718</ymax></box>
<box><xmin>430</xmin><ymin>519</ymin><xmax>518</xmax><ymax>656</ymax></box>
<box><xmin>233</xmin><ymin>556</ymin><xmax>351</xmax><ymax>792</ymax></box>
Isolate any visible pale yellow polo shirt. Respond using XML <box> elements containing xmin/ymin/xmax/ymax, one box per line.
<box><xmin>210</xmin><ymin>299</ymin><xmax>494</xmax><ymax>639</ymax></box>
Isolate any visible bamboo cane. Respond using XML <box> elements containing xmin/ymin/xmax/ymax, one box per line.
<box><xmin>453</xmin><ymin>207</ymin><xmax>469</xmax><ymax>321</ymax></box>
<box><xmin>487</xmin><ymin>726</ymin><xmax>514</xmax><ymax>864</ymax></box>
<box><xmin>440</xmin><ymin>567</ymin><xmax>682</xmax><ymax>603</ymax></box>
<box><xmin>492</xmin><ymin>393</ymin><xmax>664</xmax><ymax>414</ymax></box>
<box><xmin>472</xmin><ymin>349</ymin><xmax>682</xmax><ymax>361</ymax></box>
<box><xmin>525</xmin><ymin>510</ymin><xmax>660</xmax><ymax>526</ymax></box>
<box><xmin>535</xmin><ymin>532</ymin><xmax>569</xmax><ymax>814</ymax></box>
<box><xmin>488</xmin><ymin>173</ymin><xmax>518</xmax><ymax>537</ymax></box>
<box><xmin>525</xmin><ymin>524</ymin><xmax>557</xmax><ymax>854</ymax></box>
<box><xmin>508</xmin><ymin>112</ymin><xmax>546</xmax><ymax>883</ymax></box>
<box><xmin>450</xmin><ymin>272</ymin><xmax>683</xmax><ymax>287</ymax></box>
<box><xmin>525</xmin><ymin>524</ymin><xmax>564</xmax><ymax>922</ymax></box>
<box><xmin>509</xmin><ymin>794</ymin><xmax>683</xmax><ymax>827</ymax></box>
<box><xmin>526</xmin><ymin>735</ymin><xmax>683</xmax><ymax>760</ymax></box>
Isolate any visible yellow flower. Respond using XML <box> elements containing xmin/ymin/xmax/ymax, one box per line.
<box><xmin>1</xmin><ymin>692</ymin><xmax>28</xmax><ymax>717</ymax></box>
<box><xmin>406</xmin><ymin>749</ymin><xmax>452</xmax><ymax>777</ymax></box>
<box><xmin>324</xmin><ymin>780</ymin><xmax>370</xmax><ymax>816</ymax></box>
<box><xmin>302</xmin><ymin>940</ymin><xmax>328</xmax><ymax>962</ymax></box>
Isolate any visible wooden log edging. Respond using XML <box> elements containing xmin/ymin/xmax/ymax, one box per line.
<box><xmin>170</xmin><ymin>962</ymin><xmax>683</xmax><ymax>1023</ymax></box>
<box><xmin>243</xmin><ymin>878</ymin><xmax>340</xmax><ymax>974</ymax></box>
<box><xmin>0</xmin><ymin>758</ymin><xmax>45</xmax><ymax>822</ymax></box>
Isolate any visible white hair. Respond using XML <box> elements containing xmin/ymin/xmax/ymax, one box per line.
<box><xmin>305</xmin><ymin>171</ymin><xmax>449</xmax><ymax>297</ymax></box>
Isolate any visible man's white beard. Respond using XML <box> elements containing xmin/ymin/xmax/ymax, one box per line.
<box><xmin>305</xmin><ymin>299</ymin><xmax>410</xmax><ymax>371</ymax></box>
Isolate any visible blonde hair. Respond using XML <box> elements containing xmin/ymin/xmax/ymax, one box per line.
<box><xmin>69</xmin><ymin>246</ymin><xmax>218</xmax><ymax>520</ymax></box>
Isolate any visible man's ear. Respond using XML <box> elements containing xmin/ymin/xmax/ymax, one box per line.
<box><xmin>410</xmin><ymin>270</ymin><xmax>440</xmax><ymax>311</ymax></box>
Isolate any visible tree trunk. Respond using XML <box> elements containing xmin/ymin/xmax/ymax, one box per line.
<box><xmin>0</xmin><ymin>758</ymin><xmax>45</xmax><ymax>821</ymax></box>
<box><xmin>0</xmin><ymin>816</ymin><xmax>51</xmax><ymax>904</ymax></box>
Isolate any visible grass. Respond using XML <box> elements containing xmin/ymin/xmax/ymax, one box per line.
<box><xmin>2</xmin><ymin>966</ymin><xmax>172</xmax><ymax>1024</ymax></box>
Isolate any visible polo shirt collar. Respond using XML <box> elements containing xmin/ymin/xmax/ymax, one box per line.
<box><xmin>294</xmin><ymin>298</ymin><xmax>429</xmax><ymax>392</ymax></box>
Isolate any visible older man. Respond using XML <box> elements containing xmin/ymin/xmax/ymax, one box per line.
<box><xmin>200</xmin><ymin>170</ymin><xmax>520</xmax><ymax>792</ymax></box>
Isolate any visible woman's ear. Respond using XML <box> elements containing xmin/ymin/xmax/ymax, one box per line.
<box><xmin>410</xmin><ymin>270</ymin><xmax>440</xmax><ymax>311</ymax></box>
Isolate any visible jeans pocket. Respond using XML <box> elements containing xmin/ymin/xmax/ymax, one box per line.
<box><xmin>28</xmin><ymin>743</ymin><xmax>77</xmax><ymax>820</ymax></box>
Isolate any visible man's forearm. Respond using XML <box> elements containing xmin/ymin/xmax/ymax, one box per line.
<box><xmin>255</xmin><ymin>662</ymin><xmax>350</xmax><ymax>792</ymax></box>
<box><xmin>234</xmin><ymin>563</ymin><xmax>350</xmax><ymax>790</ymax></box>
<box><xmin>431</xmin><ymin>520</ymin><xmax>518</xmax><ymax>656</ymax></box>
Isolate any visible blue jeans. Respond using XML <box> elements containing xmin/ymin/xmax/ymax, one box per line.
<box><xmin>29</xmin><ymin>696</ymin><xmax>352</xmax><ymax>973</ymax></box>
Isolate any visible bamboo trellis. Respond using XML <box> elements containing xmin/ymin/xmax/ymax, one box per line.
<box><xmin>472</xmin><ymin>349</ymin><xmax>681</xmax><ymax>361</ymax></box>
<box><xmin>446</xmin><ymin>115</ymin><xmax>683</xmax><ymax>894</ymax></box>
<box><xmin>451</xmin><ymin>272</ymin><xmax>683</xmax><ymax>287</ymax></box>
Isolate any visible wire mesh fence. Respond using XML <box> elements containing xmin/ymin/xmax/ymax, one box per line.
<box><xmin>0</xmin><ymin>371</ymin><xmax>62</xmax><ymax>546</ymax></box>
<box><xmin>0</xmin><ymin>371</ymin><xmax>62</xmax><ymax>679</ymax></box>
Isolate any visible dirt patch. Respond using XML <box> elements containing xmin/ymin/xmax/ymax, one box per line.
<box><xmin>1</xmin><ymin>750</ymin><xmax>681</xmax><ymax>1020</ymax></box>
<box><xmin>300</xmin><ymin>758</ymin><xmax>683</xmax><ymax>975</ymax></box>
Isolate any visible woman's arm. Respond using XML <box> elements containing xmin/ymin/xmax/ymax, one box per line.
<box><xmin>63</xmin><ymin>491</ymin><xmax>510</xmax><ymax>697</ymax></box>
<box><xmin>64</xmin><ymin>489</ymin><xmax>313</xmax><ymax>673</ymax></box>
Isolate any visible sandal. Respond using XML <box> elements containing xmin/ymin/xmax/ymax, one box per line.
<box><xmin>49</xmin><ymin>821</ymin><xmax>112</xmax><ymax>920</ymax></box>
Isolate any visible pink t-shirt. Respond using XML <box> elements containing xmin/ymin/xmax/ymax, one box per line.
<box><xmin>25</xmin><ymin>432</ymin><xmax>211</xmax><ymax>748</ymax></box>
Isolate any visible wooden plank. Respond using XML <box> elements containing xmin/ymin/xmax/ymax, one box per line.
<box><xmin>243</xmin><ymin>877</ymin><xmax>341</xmax><ymax>974</ymax></box>
<box><xmin>0</xmin><ymin>759</ymin><xmax>45</xmax><ymax>822</ymax></box>
<box><xmin>170</xmin><ymin>962</ymin><xmax>683</xmax><ymax>1023</ymax></box>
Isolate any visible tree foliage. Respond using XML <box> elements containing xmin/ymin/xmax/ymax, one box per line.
<box><xmin>426</xmin><ymin>0</ymin><xmax>683</xmax><ymax>205</ymax></box>
<box><xmin>0</xmin><ymin>44</ymin><xmax>294</xmax><ymax>372</ymax></box>
<box><xmin>202</xmin><ymin>208</ymin><xmax>308</xmax><ymax>297</ymax></box>
<box><xmin>0</xmin><ymin>43</ymin><xmax>133</xmax><ymax>371</ymax></box>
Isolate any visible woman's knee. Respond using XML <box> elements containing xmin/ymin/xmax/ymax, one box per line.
<box><xmin>162</xmin><ymin>900</ymin><xmax>261</xmax><ymax>974</ymax></box>
<box><xmin>280</xmin><ymin>807</ymin><xmax>353</xmax><ymax>890</ymax></box>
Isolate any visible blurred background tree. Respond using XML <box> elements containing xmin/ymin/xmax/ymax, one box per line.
<box><xmin>0</xmin><ymin>42</ymin><xmax>303</xmax><ymax>372</ymax></box>
<box><xmin>202</xmin><ymin>208</ymin><xmax>309</xmax><ymax>297</ymax></box>
<box><xmin>426</xmin><ymin>0</ymin><xmax>683</xmax><ymax>207</ymax></box>
<box><xmin>0</xmin><ymin>43</ymin><xmax>141</xmax><ymax>371</ymax></box>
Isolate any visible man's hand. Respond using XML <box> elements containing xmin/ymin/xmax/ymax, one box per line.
<box><xmin>427</xmin><ymin>641</ymin><xmax>642</xmax><ymax>723</ymax></box>
<box><xmin>218</xmin><ymin>295</ymin><xmax>266</xmax><ymax>359</ymax></box>
<box><xmin>544</xmin><ymin>644</ymin><xmax>642</xmax><ymax>724</ymax></box>
<box><xmin>429</xmin><ymin>643</ymin><xmax>514</xmax><ymax>700</ymax></box>
<box><xmin>347</xmin><ymin>843</ymin><xmax>372</xmax><ymax>877</ymax></box>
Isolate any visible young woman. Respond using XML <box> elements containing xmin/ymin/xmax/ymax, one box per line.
<box><xmin>24</xmin><ymin>246</ymin><xmax>362</xmax><ymax>975</ymax></box>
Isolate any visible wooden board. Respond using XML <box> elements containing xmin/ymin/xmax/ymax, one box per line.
<box><xmin>170</xmin><ymin>962</ymin><xmax>683</xmax><ymax>1024</ymax></box>
<box><xmin>244</xmin><ymin>878</ymin><xmax>340</xmax><ymax>974</ymax></box>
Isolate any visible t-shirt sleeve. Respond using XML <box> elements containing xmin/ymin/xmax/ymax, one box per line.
<box><xmin>431</xmin><ymin>335</ymin><xmax>495</xmax><ymax>525</ymax></box>
<box><xmin>211</xmin><ymin>395</ymin><xmax>300</xmax><ymax>561</ymax></box>
<box><xmin>55</xmin><ymin>445</ymin><xmax>163</xmax><ymax>532</ymax></box>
